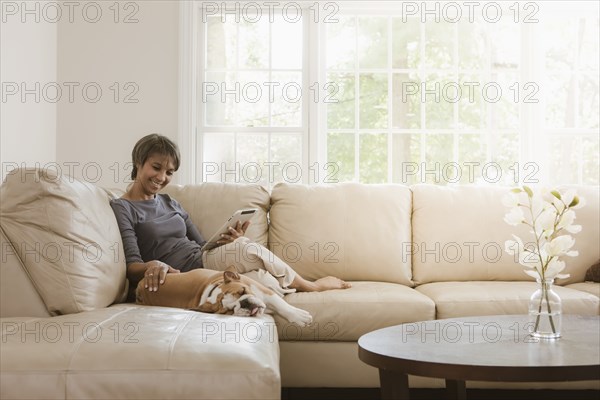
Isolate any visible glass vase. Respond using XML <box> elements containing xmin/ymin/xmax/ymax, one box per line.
<box><xmin>528</xmin><ymin>278</ymin><xmax>562</xmax><ymax>339</ymax></box>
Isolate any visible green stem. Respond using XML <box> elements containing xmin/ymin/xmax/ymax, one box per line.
<box><xmin>544</xmin><ymin>281</ymin><xmax>557</xmax><ymax>333</ymax></box>
<box><xmin>534</xmin><ymin>280</ymin><xmax>557</xmax><ymax>334</ymax></box>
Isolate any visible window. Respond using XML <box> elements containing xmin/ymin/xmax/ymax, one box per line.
<box><xmin>188</xmin><ymin>1</ymin><xmax>599</xmax><ymax>187</ymax></box>
<box><xmin>325</xmin><ymin>14</ymin><xmax>522</xmax><ymax>185</ymax></box>
<box><xmin>540</xmin><ymin>12</ymin><xmax>599</xmax><ymax>184</ymax></box>
<box><xmin>195</xmin><ymin>6</ymin><xmax>307</xmax><ymax>188</ymax></box>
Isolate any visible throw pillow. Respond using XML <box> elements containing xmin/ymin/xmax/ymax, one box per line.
<box><xmin>585</xmin><ymin>260</ymin><xmax>600</xmax><ymax>283</ymax></box>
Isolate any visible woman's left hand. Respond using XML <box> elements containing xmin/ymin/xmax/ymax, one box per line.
<box><xmin>217</xmin><ymin>220</ymin><xmax>250</xmax><ymax>245</ymax></box>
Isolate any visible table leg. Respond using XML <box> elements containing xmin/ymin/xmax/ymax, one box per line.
<box><xmin>445</xmin><ymin>379</ymin><xmax>466</xmax><ymax>400</ymax></box>
<box><xmin>379</xmin><ymin>369</ymin><xmax>410</xmax><ymax>400</ymax></box>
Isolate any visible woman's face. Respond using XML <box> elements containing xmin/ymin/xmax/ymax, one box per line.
<box><xmin>135</xmin><ymin>153</ymin><xmax>175</xmax><ymax>197</ymax></box>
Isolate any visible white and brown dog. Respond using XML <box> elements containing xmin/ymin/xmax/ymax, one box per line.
<box><xmin>136</xmin><ymin>268</ymin><xmax>313</xmax><ymax>326</ymax></box>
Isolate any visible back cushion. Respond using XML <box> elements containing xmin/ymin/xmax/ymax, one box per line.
<box><xmin>411</xmin><ymin>184</ymin><xmax>600</xmax><ymax>285</ymax></box>
<box><xmin>269</xmin><ymin>183</ymin><xmax>413</xmax><ymax>285</ymax></box>
<box><xmin>161</xmin><ymin>183</ymin><xmax>270</xmax><ymax>247</ymax></box>
<box><xmin>0</xmin><ymin>168</ymin><xmax>128</xmax><ymax>315</ymax></box>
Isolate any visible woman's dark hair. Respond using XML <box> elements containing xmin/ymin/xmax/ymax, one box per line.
<box><xmin>131</xmin><ymin>134</ymin><xmax>181</xmax><ymax>180</ymax></box>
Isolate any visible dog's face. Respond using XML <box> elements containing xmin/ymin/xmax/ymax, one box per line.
<box><xmin>198</xmin><ymin>270</ymin><xmax>266</xmax><ymax>317</ymax></box>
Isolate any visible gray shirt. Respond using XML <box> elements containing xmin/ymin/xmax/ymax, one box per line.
<box><xmin>110</xmin><ymin>194</ymin><xmax>206</xmax><ymax>272</ymax></box>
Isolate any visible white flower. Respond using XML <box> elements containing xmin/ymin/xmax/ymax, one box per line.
<box><xmin>502</xmin><ymin>192</ymin><xmax>520</xmax><ymax>208</ymax></box>
<box><xmin>536</xmin><ymin>209</ymin><xmax>557</xmax><ymax>237</ymax></box>
<box><xmin>552</xmin><ymin>196</ymin><xmax>565</xmax><ymax>213</ymax></box>
<box><xmin>561</xmin><ymin>189</ymin><xmax>576</xmax><ymax>208</ymax></box>
<box><xmin>519</xmin><ymin>246</ymin><xmax>541</xmax><ymax>269</ymax></box>
<box><xmin>504</xmin><ymin>186</ymin><xmax>583</xmax><ymax>286</ymax></box>
<box><xmin>531</xmin><ymin>194</ymin><xmax>546</xmax><ymax>216</ymax></box>
<box><xmin>504</xmin><ymin>207</ymin><xmax>525</xmax><ymax>226</ymax></box>
<box><xmin>543</xmin><ymin>235</ymin><xmax>578</xmax><ymax>258</ymax></box>
<box><xmin>557</xmin><ymin>209</ymin><xmax>577</xmax><ymax>230</ymax></box>
<box><xmin>545</xmin><ymin>258</ymin><xmax>570</xmax><ymax>280</ymax></box>
<box><xmin>504</xmin><ymin>234</ymin><xmax>524</xmax><ymax>255</ymax></box>
<box><xmin>523</xmin><ymin>269</ymin><xmax>541</xmax><ymax>280</ymax></box>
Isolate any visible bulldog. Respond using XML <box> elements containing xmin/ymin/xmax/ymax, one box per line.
<box><xmin>136</xmin><ymin>268</ymin><xmax>313</xmax><ymax>326</ymax></box>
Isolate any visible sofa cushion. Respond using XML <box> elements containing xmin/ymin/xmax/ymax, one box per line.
<box><xmin>0</xmin><ymin>227</ymin><xmax>50</xmax><ymax>318</ymax></box>
<box><xmin>0</xmin><ymin>305</ymin><xmax>280</xmax><ymax>400</ymax></box>
<box><xmin>161</xmin><ymin>183</ymin><xmax>270</xmax><ymax>247</ymax></box>
<box><xmin>269</xmin><ymin>183</ymin><xmax>413</xmax><ymax>285</ymax></box>
<box><xmin>0</xmin><ymin>168</ymin><xmax>127</xmax><ymax>315</ymax></box>
<box><xmin>416</xmin><ymin>281</ymin><xmax>600</xmax><ymax>319</ymax></box>
<box><xmin>411</xmin><ymin>185</ymin><xmax>600</xmax><ymax>285</ymax></box>
<box><xmin>274</xmin><ymin>282</ymin><xmax>435</xmax><ymax>341</ymax></box>
<box><xmin>566</xmin><ymin>282</ymin><xmax>600</xmax><ymax>298</ymax></box>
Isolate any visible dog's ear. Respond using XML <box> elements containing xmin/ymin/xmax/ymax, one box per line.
<box><xmin>223</xmin><ymin>268</ymin><xmax>240</xmax><ymax>283</ymax></box>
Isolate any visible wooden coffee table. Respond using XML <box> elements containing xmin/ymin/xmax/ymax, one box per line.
<box><xmin>358</xmin><ymin>315</ymin><xmax>600</xmax><ymax>400</ymax></box>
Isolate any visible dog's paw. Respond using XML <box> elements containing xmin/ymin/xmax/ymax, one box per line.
<box><xmin>287</xmin><ymin>308</ymin><xmax>313</xmax><ymax>327</ymax></box>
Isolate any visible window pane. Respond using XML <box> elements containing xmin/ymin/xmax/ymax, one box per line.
<box><xmin>424</xmin><ymin>133</ymin><xmax>453</xmax><ymax>185</ymax></box>
<box><xmin>489</xmin><ymin>20</ymin><xmax>520</xmax><ymax>69</ymax></box>
<box><xmin>271</xmin><ymin>134</ymin><xmax>303</xmax><ymax>184</ymax></box>
<box><xmin>392</xmin><ymin>17</ymin><xmax>420</xmax><ymax>69</ymax></box>
<box><xmin>359</xmin><ymin>73</ymin><xmax>388</xmax><ymax>129</ymax></box>
<box><xmin>580</xmin><ymin>73</ymin><xmax>599</xmax><ymax>129</ymax></box>
<box><xmin>582</xmin><ymin>136</ymin><xmax>599</xmax><ymax>184</ymax></box>
<box><xmin>491</xmin><ymin>132</ymin><xmax>520</xmax><ymax>185</ymax></box>
<box><xmin>327</xmin><ymin>73</ymin><xmax>356</xmax><ymax>129</ymax></box>
<box><xmin>550</xmin><ymin>136</ymin><xmax>579</xmax><ymax>184</ymax></box>
<box><xmin>457</xmin><ymin>74</ymin><xmax>484</xmax><ymax>130</ymax></box>
<box><xmin>205</xmin><ymin>71</ymin><xmax>272</xmax><ymax>127</ymax></box>
<box><xmin>326</xmin><ymin>17</ymin><xmax>356</xmax><ymax>70</ymax></box>
<box><xmin>544</xmin><ymin>17</ymin><xmax>577</xmax><ymax>71</ymax></box>
<box><xmin>424</xmin><ymin>22</ymin><xmax>454</xmax><ymax>69</ymax></box>
<box><xmin>458</xmin><ymin>134</ymin><xmax>486</xmax><ymax>184</ymax></box>
<box><xmin>544</xmin><ymin>73</ymin><xmax>575</xmax><ymax>129</ymax></box>
<box><xmin>204</xmin><ymin>71</ymin><xmax>232</xmax><ymax>126</ymax></box>
<box><xmin>206</xmin><ymin>17</ymin><xmax>236</xmax><ymax>69</ymax></box>
<box><xmin>580</xmin><ymin>18</ymin><xmax>600</xmax><ymax>71</ymax></box>
<box><xmin>358</xmin><ymin>17</ymin><xmax>388</xmax><ymax>69</ymax></box>
<box><xmin>238</xmin><ymin>20</ymin><xmax>269</xmax><ymax>69</ymax></box>
<box><xmin>458</xmin><ymin>22</ymin><xmax>486</xmax><ymax>70</ymax></box>
<box><xmin>392</xmin><ymin>73</ymin><xmax>420</xmax><ymax>129</ymax></box>
<box><xmin>392</xmin><ymin>134</ymin><xmax>420</xmax><ymax>185</ymax></box>
<box><xmin>272</xmin><ymin>16</ymin><xmax>302</xmax><ymax>69</ymax></box>
<box><xmin>201</xmin><ymin>133</ymin><xmax>234</xmax><ymax>183</ymax></box>
<box><xmin>490</xmin><ymin>72</ymin><xmax>520</xmax><ymax>130</ymax></box>
<box><xmin>236</xmin><ymin>133</ymin><xmax>269</xmax><ymax>185</ymax></box>
<box><xmin>359</xmin><ymin>133</ymin><xmax>388</xmax><ymax>183</ymax></box>
<box><xmin>423</xmin><ymin>73</ymin><xmax>454</xmax><ymax>129</ymax></box>
<box><xmin>327</xmin><ymin>132</ymin><xmax>355</xmax><ymax>182</ymax></box>
<box><xmin>271</xmin><ymin>71</ymin><xmax>302</xmax><ymax>127</ymax></box>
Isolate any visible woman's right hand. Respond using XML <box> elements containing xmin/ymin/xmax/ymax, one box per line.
<box><xmin>144</xmin><ymin>261</ymin><xmax>180</xmax><ymax>292</ymax></box>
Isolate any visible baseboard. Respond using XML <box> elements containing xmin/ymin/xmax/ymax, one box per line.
<box><xmin>281</xmin><ymin>387</ymin><xmax>600</xmax><ymax>400</ymax></box>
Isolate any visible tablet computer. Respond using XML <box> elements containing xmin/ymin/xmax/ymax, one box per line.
<box><xmin>200</xmin><ymin>208</ymin><xmax>258</xmax><ymax>252</ymax></box>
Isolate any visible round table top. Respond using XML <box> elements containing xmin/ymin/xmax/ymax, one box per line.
<box><xmin>358</xmin><ymin>315</ymin><xmax>600</xmax><ymax>382</ymax></box>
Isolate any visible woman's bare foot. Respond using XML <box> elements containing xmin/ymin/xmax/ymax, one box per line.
<box><xmin>290</xmin><ymin>275</ymin><xmax>352</xmax><ymax>292</ymax></box>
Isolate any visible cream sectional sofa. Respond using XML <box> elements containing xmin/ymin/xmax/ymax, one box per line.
<box><xmin>1</xmin><ymin>168</ymin><xmax>599</xmax><ymax>399</ymax></box>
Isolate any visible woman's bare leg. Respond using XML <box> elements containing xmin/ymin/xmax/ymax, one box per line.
<box><xmin>289</xmin><ymin>274</ymin><xmax>352</xmax><ymax>292</ymax></box>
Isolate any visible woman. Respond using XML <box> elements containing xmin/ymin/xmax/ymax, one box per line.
<box><xmin>110</xmin><ymin>133</ymin><xmax>351</xmax><ymax>296</ymax></box>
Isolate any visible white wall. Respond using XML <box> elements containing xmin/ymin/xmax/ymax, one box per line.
<box><xmin>1</xmin><ymin>1</ymin><xmax>180</xmax><ymax>189</ymax></box>
<box><xmin>1</xmin><ymin>5</ymin><xmax>57</xmax><ymax>181</ymax></box>
<box><xmin>56</xmin><ymin>1</ymin><xmax>180</xmax><ymax>189</ymax></box>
